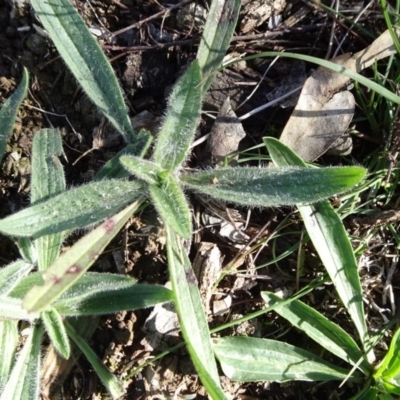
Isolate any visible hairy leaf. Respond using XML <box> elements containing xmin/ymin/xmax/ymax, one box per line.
<box><xmin>22</xmin><ymin>201</ymin><xmax>143</xmax><ymax>313</ymax></box>
<box><xmin>30</xmin><ymin>0</ymin><xmax>135</xmax><ymax>142</ymax></box>
<box><xmin>42</xmin><ymin>307</ymin><xmax>70</xmax><ymax>359</ymax></box>
<box><xmin>150</xmin><ymin>175</ymin><xmax>192</xmax><ymax>239</ymax></box>
<box><xmin>0</xmin><ymin>324</ymin><xmax>43</xmax><ymax>400</ymax></box>
<box><xmin>197</xmin><ymin>0</ymin><xmax>241</xmax><ymax>92</ymax></box>
<box><xmin>120</xmin><ymin>155</ymin><xmax>163</xmax><ymax>185</ymax></box>
<box><xmin>0</xmin><ymin>67</ymin><xmax>28</xmax><ymax>164</ymax></box>
<box><xmin>31</xmin><ymin>129</ymin><xmax>66</xmax><ymax>271</ymax></box>
<box><xmin>0</xmin><ymin>180</ymin><xmax>144</xmax><ymax>237</ymax></box>
<box><xmin>181</xmin><ymin>166</ymin><xmax>366</xmax><ymax>206</ymax></box>
<box><xmin>153</xmin><ymin>61</ymin><xmax>202</xmax><ymax>171</ymax></box>
<box><xmin>166</xmin><ymin>227</ymin><xmax>227</xmax><ymax>398</ymax></box>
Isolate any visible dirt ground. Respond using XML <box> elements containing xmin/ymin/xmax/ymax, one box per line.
<box><xmin>0</xmin><ymin>0</ymin><xmax>391</xmax><ymax>399</ymax></box>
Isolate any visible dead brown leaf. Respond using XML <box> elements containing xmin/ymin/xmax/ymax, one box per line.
<box><xmin>206</xmin><ymin>96</ymin><xmax>246</xmax><ymax>164</ymax></box>
<box><xmin>280</xmin><ymin>29</ymin><xmax>399</xmax><ymax>161</ymax></box>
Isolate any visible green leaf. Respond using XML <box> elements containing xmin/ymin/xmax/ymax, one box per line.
<box><xmin>31</xmin><ymin>129</ymin><xmax>66</xmax><ymax>271</ymax></box>
<box><xmin>197</xmin><ymin>0</ymin><xmax>240</xmax><ymax>92</ymax></box>
<box><xmin>41</xmin><ymin>307</ymin><xmax>70</xmax><ymax>359</ymax></box>
<box><xmin>375</xmin><ymin>328</ymin><xmax>400</xmax><ymax>380</ymax></box>
<box><xmin>0</xmin><ymin>260</ymin><xmax>33</xmax><ymax>296</ymax></box>
<box><xmin>349</xmin><ymin>386</ymin><xmax>379</xmax><ymax>400</ymax></box>
<box><xmin>261</xmin><ymin>292</ymin><xmax>370</xmax><ymax>374</ymax></box>
<box><xmin>153</xmin><ymin>60</ymin><xmax>202</xmax><ymax>171</ymax></box>
<box><xmin>0</xmin><ymin>67</ymin><xmax>28</xmax><ymax>165</ymax></box>
<box><xmin>213</xmin><ymin>336</ymin><xmax>361</xmax><ymax>383</ymax></box>
<box><xmin>65</xmin><ymin>321</ymin><xmax>124</xmax><ymax>399</ymax></box>
<box><xmin>166</xmin><ymin>226</ymin><xmax>228</xmax><ymax>399</ymax></box>
<box><xmin>53</xmin><ymin>273</ymin><xmax>173</xmax><ymax>315</ymax></box>
<box><xmin>0</xmin><ymin>180</ymin><xmax>144</xmax><ymax>237</ymax></box>
<box><xmin>30</xmin><ymin>0</ymin><xmax>135</xmax><ymax>142</ymax></box>
<box><xmin>120</xmin><ymin>155</ymin><xmax>163</xmax><ymax>185</ymax></box>
<box><xmin>95</xmin><ymin>129</ymin><xmax>153</xmax><ymax>180</ymax></box>
<box><xmin>0</xmin><ymin>324</ymin><xmax>43</xmax><ymax>400</ymax></box>
<box><xmin>150</xmin><ymin>174</ymin><xmax>192</xmax><ymax>239</ymax></box>
<box><xmin>22</xmin><ymin>200</ymin><xmax>143</xmax><ymax>313</ymax></box>
<box><xmin>382</xmin><ymin>377</ymin><xmax>400</xmax><ymax>396</ymax></box>
<box><xmin>181</xmin><ymin>166</ymin><xmax>366</xmax><ymax>206</ymax></box>
<box><xmin>0</xmin><ymin>296</ymin><xmax>38</xmax><ymax>321</ymax></box>
<box><xmin>17</xmin><ymin>238</ymin><xmax>37</xmax><ymax>264</ymax></box>
<box><xmin>0</xmin><ymin>320</ymin><xmax>18</xmax><ymax>388</ymax></box>
<box><xmin>264</xmin><ymin>137</ymin><xmax>372</xmax><ymax>361</ymax></box>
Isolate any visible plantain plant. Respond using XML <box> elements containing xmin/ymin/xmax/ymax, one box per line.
<box><xmin>0</xmin><ymin>0</ymin><xmax>375</xmax><ymax>399</ymax></box>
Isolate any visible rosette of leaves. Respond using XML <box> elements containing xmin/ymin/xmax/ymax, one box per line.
<box><xmin>0</xmin><ymin>0</ymin><xmax>369</xmax><ymax>398</ymax></box>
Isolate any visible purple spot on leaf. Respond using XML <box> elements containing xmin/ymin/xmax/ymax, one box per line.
<box><xmin>66</xmin><ymin>264</ymin><xmax>82</xmax><ymax>274</ymax></box>
<box><xmin>103</xmin><ymin>218</ymin><xmax>115</xmax><ymax>232</ymax></box>
<box><xmin>47</xmin><ymin>275</ymin><xmax>62</xmax><ymax>284</ymax></box>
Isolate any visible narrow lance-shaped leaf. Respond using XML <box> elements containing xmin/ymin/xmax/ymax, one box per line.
<box><xmin>166</xmin><ymin>226</ymin><xmax>228</xmax><ymax>399</ymax></box>
<box><xmin>31</xmin><ymin>129</ymin><xmax>66</xmax><ymax>271</ymax></box>
<box><xmin>153</xmin><ymin>60</ymin><xmax>202</xmax><ymax>171</ymax></box>
<box><xmin>22</xmin><ymin>200</ymin><xmax>143</xmax><ymax>313</ymax></box>
<box><xmin>30</xmin><ymin>0</ymin><xmax>135</xmax><ymax>142</ymax></box>
<box><xmin>95</xmin><ymin>129</ymin><xmax>153</xmax><ymax>181</ymax></box>
<box><xmin>0</xmin><ymin>180</ymin><xmax>144</xmax><ymax>238</ymax></box>
<box><xmin>17</xmin><ymin>237</ymin><xmax>37</xmax><ymax>264</ymax></box>
<box><xmin>0</xmin><ymin>67</ymin><xmax>28</xmax><ymax>164</ymax></box>
<box><xmin>197</xmin><ymin>0</ymin><xmax>240</xmax><ymax>92</ymax></box>
<box><xmin>150</xmin><ymin>174</ymin><xmax>192</xmax><ymax>239</ymax></box>
<box><xmin>261</xmin><ymin>292</ymin><xmax>371</xmax><ymax>374</ymax></box>
<box><xmin>181</xmin><ymin>166</ymin><xmax>366</xmax><ymax>206</ymax></box>
<box><xmin>0</xmin><ymin>324</ymin><xmax>43</xmax><ymax>400</ymax></box>
<box><xmin>213</xmin><ymin>336</ymin><xmax>362</xmax><ymax>383</ymax></box>
<box><xmin>65</xmin><ymin>321</ymin><xmax>125</xmax><ymax>399</ymax></box>
<box><xmin>120</xmin><ymin>155</ymin><xmax>163</xmax><ymax>185</ymax></box>
<box><xmin>0</xmin><ymin>295</ymin><xmax>38</xmax><ymax>321</ymax></box>
<box><xmin>42</xmin><ymin>307</ymin><xmax>70</xmax><ymax>359</ymax></box>
<box><xmin>0</xmin><ymin>320</ymin><xmax>18</xmax><ymax>388</ymax></box>
<box><xmin>0</xmin><ymin>259</ymin><xmax>33</xmax><ymax>296</ymax></box>
<box><xmin>264</xmin><ymin>137</ymin><xmax>373</xmax><ymax>362</ymax></box>
<box><xmin>53</xmin><ymin>273</ymin><xmax>173</xmax><ymax>316</ymax></box>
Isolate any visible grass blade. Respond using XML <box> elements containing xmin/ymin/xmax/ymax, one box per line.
<box><xmin>0</xmin><ymin>180</ymin><xmax>144</xmax><ymax>237</ymax></box>
<box><xmin>181</xmin><ymin>166</ymin><xmax>366</xmax><ymax>206</ymax></box>
<box><xmin>31</xmin><ymin>129</ymin><xmax>66</xmax><ymax>271</ymax></box>
<box><xmin>0</xmin><ymin>67</ymin><xmax>28</xmax><ymax>164</ymax></box>
<box><xmin>213</xmin><ymin>336</ymin><xmax>362</xmax><ymax>383</ymax></box>
<box><xmin>166</xmin><ymin>226</ymin><xmax>228</xmax><ymax>399</ymax></box>
<box><xmin>30</xmin><ymin>0</ymin><xmax>135</xmax><ymax>142</ymax></box>
<box><xmin>375</xmin><ymin>328</ymin><xmax>400</xmax><ymax>380</ymax></box>
<box><xmin>264</xmin><ymin>137</ymin><xmax>373</xmax><ymax>362</ymax></box>
<box><xmin>153</xmin><ymin>60</ymin><xmax>202</xmax><ymax>171</ymax></box>
<box><xmin>235</xmin><ymin>51</ymin><xmax>400</xmax><ymax>105</ymax></box>
<box><xmin>197</xmin><ymin>0</ymin><xmax>240</xmax><ymax>92</ymax></box>
<box><xmin>22</xmin><ymin>200</ymin><xmax>143</xmax><ymax>313</ymax></box>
